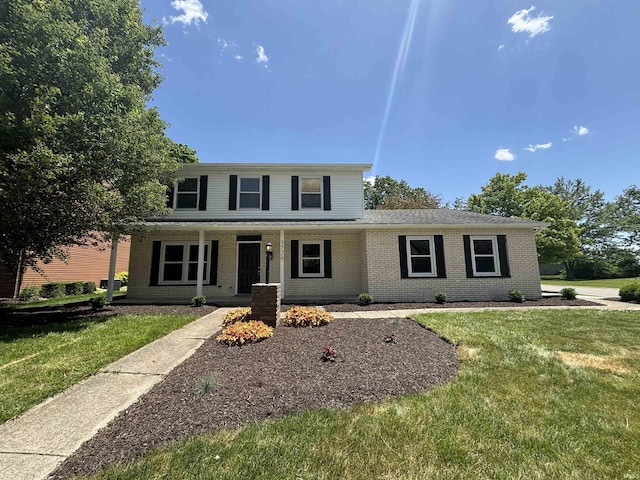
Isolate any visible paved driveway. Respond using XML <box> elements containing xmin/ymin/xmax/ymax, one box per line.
<box><xmin>541</xmin><ymin>284</ymin><xmax>620</xmax><ymax>299</ymax></box>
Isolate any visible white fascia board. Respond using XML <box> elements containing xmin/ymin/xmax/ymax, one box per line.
<box><xmin>178</xmin><ymin>163</ymin><xmax>373</xmax><ymax>173</ymax></box>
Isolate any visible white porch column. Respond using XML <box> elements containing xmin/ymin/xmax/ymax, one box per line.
<box><xmin>196</xmin><ymin>230</ymin><xmax>205</xmax><ymax>297</ymax></box>
<box><xmin>106</xmin><ymin>236</ymin><xmax>118</xmax><ymax>303</ymax></box>
<box><xmin>279</xmin><ymin>229</ymin><xmax>285</xmax><ymax>297</ymax></box>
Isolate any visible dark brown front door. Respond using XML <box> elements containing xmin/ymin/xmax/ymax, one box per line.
<box><xmin>237</xmin><ymin>243</ymin><xmax>260</xmax><ymax>293</ymax></box>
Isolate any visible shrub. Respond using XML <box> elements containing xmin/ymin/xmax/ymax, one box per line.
<box><xmin>90</xmin><ymin>294</ymin><xmax>107</xmax><ymax>310</ymax></box>
<box><xmin>508</xmin><ymin>290</ymin><xmax>525</xmax><ymax>303</ymax></box>
<box><xmin>321</xmin><ymin>346</ymin><xmax>338</xmax><ymax>362</ymax></box>
<box><xmin>435</xmin><ymin>292</ymin><xmax>447</xmax><ymax>304</ymax></box>
<box><xmin>198</xmin><ymin>373</ymin><xmax>218</xmax><ymax>396</ymax></box>
<box><xmin>358</xmin><ymin>293</ymin><xmax>373</xmax><ymax>306</ymax></box>
<box><xmin>192</xmin><ymin>295</ymin><xmax>207</xmax><ymax>307</ymax></box>
<box><xmin>40</xmin><ymin>282</ymin><xmax>66</xmax><ymax>298</ymax></box>
<box><xmin>635</xmin><ymin>287</ymin><xmax>640</xmax><ymax>302</ymax></box>
<box><xmin>619</xmin><ymin>283</ymin><xmax>639</xmax><ymax>302</ymax></box>
<box><xmin>222</xmin><ymin>307</ymin><xmax>253</xmax><ymax>326</ymax></box>
<box><xmin>65</xmin><ymin>281</ymin><xmax>85</xmax><ymax>296</ymax></box>
<box><xmin>115</xmin><ymin>271</ymin><xmax>129</xmax><ymax>287</ymax></box>
<box><xmin>18</xmin><ymin>286</ymin><xmax>40</xmax><ymax>302</ymax></box>
<box><xmin>216</xmin><ymin>320</ymin><xmax>273</xmax><ymax>346</ymax></box>
<box><xmin>560</xmin><ymin>287</ymin><xmax>577</xmax><ymax>300</ymax></box>
<box><xmin>283</xmin><ymin>306</ymin><xmax>334</xmax><ymax>327</ymax></box>
<box><xmin>83</xmin><ymin>281</ymin><xmax>97</xmax><ymax>294</ymax></box>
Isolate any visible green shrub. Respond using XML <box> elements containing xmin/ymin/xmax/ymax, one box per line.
<box><xmin>435</xmin><ymin>292</ymin><xmax>447</xmax><ymax>304</ymax></box>
<box><xmin>508</xmin><ymin>290</ymin><xmax>525</xmax><ymax>303</ymax></box>
<box><xmin>358</xmin><ymin>293</ymin><xmax>373</xmax><ymax>306</ymax></box>
<box><xmin>619</xmin><ymin>283</ymin><xmax>639</xmax><ymax>302</ymax></box>
<box><xmin>90</xmin><ymin>294</ymin><xmax>107</xmax><ymax>310</ymax></box>
<box><xmin>18</xmin><ymin>286</ymin><xmax>40</xmax><ymax>302</ymax></box>
<box><xmin>40</xmin><ymin>282</ymin><xmax>66</xmax><ymax>298</ymax></box>
<box><xmin>283</xmin><ymin>306</ymin><xmax>334</xmax><ymax>327</ymax></box>
<box><xmin>65</xmin><ymin>281</ymin><xmax>85</xmax><ymax>296</ymax></box>
<box><xmin>115</xmin><ymin>271</ymin><xmax>129</xmax><ymax>287</ymax></box>
<box><xmin>191</xmin><ymin>295</ymin><xmax>206</xmax><ymax>307</ymax></box>
<box><xmin>559</xmin><ymin>287</ymin><xmax>577</xmax><ymax>300</ymax></box>
<box><xmin>83</xmin><ymin>281</ymin><xmax>97</xmax><ymax>294</ymax></box>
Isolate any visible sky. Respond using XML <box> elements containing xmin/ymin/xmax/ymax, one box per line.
<box><xmin>139</xmin><ymin>0</ymin><xmax>640</xmax><ymax>204</ymax></box>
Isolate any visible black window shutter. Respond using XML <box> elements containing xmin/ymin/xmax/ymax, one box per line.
<box><xmin>324</xmin><ymin>240</ymin><xmax>332</xmax><ymax>278</ymax></box>
<box><xmin>398</xmin><ymin>235</ymin><xmax>408</xmax><ymax>278</ymax></box>
<box><xmin>150</xmin><ymin>241</ymin><xmax>161</xmax><ymax>286</ymax></box>
<box><xmin>434</xmin><ymin>235</ymin><xmax>446</xmax><ymax>278</ymax></box>
<box><xmin>210</xmin><ymin>240</ymin><xmax>219</xmax><ymax>285</ymax></box>
<box><xmin>463</xmin><ymin>235</ymin><xmax>473</xmax><ymax>278</ymax></box>
<box><xmin>291</xmin><ymin>240</ymin><xmax>299</xmax><ymax>278</ymax></box>
<box><xmin>229</xmin><ymin>175</ymin><xmax>238</xmax><ymax>210</ymax></box>
<box><xmin>262</xmin><ymin>175</ymin><xmax>270</xmax><ymax>210</ymax></box>
<box><xmin>291</xmin><ymin>176</ymin><xmax>299</xmax><ymax>210</ymax></box>
<box><xmin>198</xmin><ymin>175</ymin><xmax>208</xmax><ymax>211</ymax></box>
<box><xmin>323</xmin><ymin>176</ymin><xmax>331</xmax><ymax>210</ymax></box>
<box><xmin>497</xmin><ymin>235</ymin><xmax>511</xmax><ymax>278</ymax></box>
<box><xmin>166</xmin><ymin>186</ymin><xmax>175</xmax><ymax>208</ymax></box>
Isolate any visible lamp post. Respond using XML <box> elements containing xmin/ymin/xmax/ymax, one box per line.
<box><xmin>265</xmin><ymin>241</ymin><xmax>273</xmax><ymax>284</ymax></box>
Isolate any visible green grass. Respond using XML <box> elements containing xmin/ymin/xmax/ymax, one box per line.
<box><xmin>540</xmin><ymin>276</ymin><xmax>640</xmax><ymax>288</ymax></box>
<box><xmin>0</xmin><ymin>313</ymin><xmax>199</xmax><ymax>423</ymax></box>
<box><xmin>1</xmin><ymin>290</ymin><xmax>127</xmax><ymax>311</ymax></box>
<box><xmin>82</xmin><ymin>309</ymin><xmax>640</xmax><ymax>480</ymax></box>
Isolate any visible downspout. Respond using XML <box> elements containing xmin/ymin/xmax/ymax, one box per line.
<box><xmin>106</xmin><ymin>236</ymin><xmax>118</xmax><ymax>303</ymax></box>
<box><xmin>279</xmin><ymin>229</ymin><xmax>285</xmax><ymax>297</ymax></box>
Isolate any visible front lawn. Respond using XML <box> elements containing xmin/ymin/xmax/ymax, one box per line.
<box><xmin>0</xmin><ymin>312</ymin><xmax>200</xmax><ymax>423</ymax></box>
<box><xmin>0</xmin><ymin>290</ymin><xmax>127</xmax><ymax>311</ymax></box>
<box><xmin>79</xmin><ymin>309</ymin><xmax>640</xmax><ymax>479</ymax></box>
<box><xmin>541</xmin><ymin>276</ymin><xmax>640</xmax><ymax>288</ymax></box>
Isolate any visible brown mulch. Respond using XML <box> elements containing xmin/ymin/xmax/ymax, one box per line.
<box><xmin>51</xmin><ymin>317</ymin><xmax>459</xmax><ymax>479</ymax></box>
<box><xmin>322</xmin><ymin>297</ymin><xmax>601</xmax><ymax>312</ymax></box>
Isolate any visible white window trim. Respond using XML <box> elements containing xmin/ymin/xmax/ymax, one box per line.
<box><xmin>406</xmin><ymin>235</ymin><xmax>437</xmax><ymax>277</ymax></box>
<box><xmin>159</xmin><ymin>242</ymin><xmax>209</xmax><ymax>285</ymax></box>
<box><xmin>300</xmin><ymin>176</ymin><xmax>323</xmax><ymax>209</ymax></box>
<box><xmin>238</xmin><ymin>176</ymin><xmax>261</xmax><ymax>209</ymax></box>
<box><xmin>299</xmin><ymin>240</ymin><xmax>324</xmax><ymax>277</ymax></box>
<box><xmin>174</xmin><ymin>177</ymin><xmax>199</xmax><ymax>210</ymax></box>
<box><xmin>470</xmin><ymin>235</ymin><xmax>500</xmax><ymax>277</ymax></box>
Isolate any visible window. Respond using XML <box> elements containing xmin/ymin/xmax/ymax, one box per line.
<box><xmin>405</xmin><ymin>236</ymin><xmax>436</xmax><ymax>277</ymax></box>
<box><xmin>175</xmin><ymin>178</ymin><xmax>199</xmax><ymax>209</ymax></box>
<box><xmin>300</xmin><ymin>177</ymin><xmax>322</xmax><ymax>208</ymax></box>
<box><xmin>470</xmin><ymin>236</ymin><xmax>500</xmax><ymax>276</ymax></box>
<box><xmin>160</xmin><ymin>243</ymin><xmax>209</xmax><ymax>284</ymax></box>
<box><xmin>300</xmin><ymin>241</ymin><xmax>324</xmax><ymax>276</ymax></box>
<box><xmin>239</xmin><ymin>177</ymin><xmax>261</xmax><ymax>209</ymax></box>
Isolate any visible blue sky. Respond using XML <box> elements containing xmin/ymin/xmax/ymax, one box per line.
<box><xmin>139</xmin><ymin>0</ymin><xmax>640</xmax><ymax>203</ymax></box>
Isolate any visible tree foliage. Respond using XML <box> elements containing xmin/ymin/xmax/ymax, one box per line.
<box><xmin>612</xmin><ymin>185</ymin><xmax>640</xmax><ymax>250</ymax></box>
<box><xmin>0</xmin><ymin>0</ymin><xmax>180</xmax><ymax>273</ymax></box>
<box><xmin>364</xmin><ymin>176</ymin><xmax>441</xmax><ymax>210</ymax></box>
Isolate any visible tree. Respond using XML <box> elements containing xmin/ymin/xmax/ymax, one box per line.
<box><xmin>612</xmin><ymin>185</ymin><xmax>640</xmax><ymax>250</ymax></box>
<box><xmin>0</xmin><ymin>0</ymin><xmax>179</xmax><ymax>279</ymax></box>
<box><xmin>364</xmin><ymin>176</ymin><xmax>441</xmax><ymax>210</ymax></box>
<box><xmin>467</xmin><ymin>173</ymin><xmax>581</xmax><ymax>266</ymax></box>
<box><xmin>169</xmin><ymin>142</ymin><xmax>199</xmax><ymax>164</ymax></box>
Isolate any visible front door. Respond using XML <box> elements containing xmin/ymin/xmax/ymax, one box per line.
<box><xmin>237</xmin><ymin>243</ymin><xmax>260</xmax><ymax>293</ymax></box>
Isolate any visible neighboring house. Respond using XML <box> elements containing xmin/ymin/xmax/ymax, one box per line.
<box><xmin>0</xmin><ymin>239</ymin><xmax>130</xmax><ymax>298</ymax></box>
<box><xmin>127</xmin><ymin>163</ymin><xmax>547</xmax><ymax>303</ymax></box>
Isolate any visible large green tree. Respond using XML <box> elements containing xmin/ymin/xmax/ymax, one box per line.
<box><xmin>364</xmin><ymin>176</ymin><xmax>441</xmax><ymax>210</ymax></box>
<box><xmin>467</xmin><ymin>172</ymin><xmax>581</xmax><ymax>266</ymax></box>
<box><xmin>612</xmin><ymin>185</ymin><xmax>640</xmax><ymax>250</ymax></box>
<box><xmin>0</xmin><ymin>0</ymin><xmax>180</xmax><ymax>276</ymax></box>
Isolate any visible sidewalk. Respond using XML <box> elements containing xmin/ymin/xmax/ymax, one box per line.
<box><xmin>2</xmin><ymin>297</ymin><xmax>639</xmax><ymax>480</ymax></box>
<box><xmin>0</xmin><ymin>308</ymin><xmax>230</xmax><ymax>480</ymax></box>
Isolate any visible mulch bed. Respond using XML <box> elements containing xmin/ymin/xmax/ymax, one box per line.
<box><xmin>51</xmin><ymin>317</ymin><xmax>459</xmax><ymax>479</ymax></box>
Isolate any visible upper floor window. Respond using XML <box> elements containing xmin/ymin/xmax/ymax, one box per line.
<box><xmin>160</xmin><ymin>242</ymin><xmax>209</xmax><ymax>284</ymax></box>
<box><xmin>176</xmin><ymin>178</ymin><xmax>199</xmax><ymax>209</ymax></box>
<box><xmin>301</xmin><ymin>177</ymin><xmax>322</xmax><ymax>208</ymax></box>
<box><xmin>239</xmin><ymin>177</ymin><xmax>261</xmax><ymax>209</ymax></box>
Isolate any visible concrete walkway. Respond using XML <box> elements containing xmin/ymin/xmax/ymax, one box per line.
<box><xmin>2</xmin><ymin>293</ymin><xmax>640</xmax><ymax>480</ymax></box>
<box><xmin>0</xmin><ymin>308</ymin><xmax>230</xmax><ymax>480</ymax></box>
<box><xmin>541</xmin><ymin>284</ymin><xmax>621</xmax><ymax>299</ymax></box>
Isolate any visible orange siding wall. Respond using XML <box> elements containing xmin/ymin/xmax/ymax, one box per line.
<box><xmin>20</xmin><ymin>238</ymin><xmax>131</xmax><ymax>289</ymax></box>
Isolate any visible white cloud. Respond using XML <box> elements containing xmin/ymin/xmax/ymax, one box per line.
<box><xmin>497</xmin><ymin>44</ymin><xmax>505</xmax><ymax>51</ymax></box>
<box><xmin>524</xmin><ymin>141</ymin><xmax>553</xmax><ymax>152</ymax></box>
<box><xmin>168</xmin><ymin>0</ymin><xmax>208</xmax><ymax>26</ymax></box>
<box><xmin>573</xmin><ymin>125</ymin><xmax>590</xmax><ymax>136</ymax></box>
<box><xmin>495</xmin><ymin>148</ymin><xmax>515</xmax><ymax>161</ymax></box>
<box><xmin>363</xmin><ymin>175</ymin><xmax>376</xmax><ymax>185</ymax></box>
<box><xmin>233</xmin><ymin>54</ymin><xmax>244</xmax><ymax>61</ymax></box>
<box><xmin>508</xmin><ymin>6</ymin><xmax>553</xmax><ymax>38</ymax></box>
<box><xmin>562</xmin><ymin>137</ymin><xmax>571</xmax><ymax>142</ymax></box>
<box><xmin>255</xmin><ymin>45</ymin><xmax>269</xmax><ymax>65</ymax></box>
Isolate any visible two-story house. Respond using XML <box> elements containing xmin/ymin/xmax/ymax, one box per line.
<box><xmin>127</xmin><ymin>163</ymin><xmax>547</xmax><ymax>304</ymax></box>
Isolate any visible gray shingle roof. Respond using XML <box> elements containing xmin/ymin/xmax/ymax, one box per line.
<box><xmin>359</xmin><ymin>209</ymin><xmax>542</xmax><ymax>225</ymax></box>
